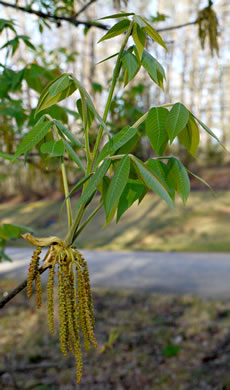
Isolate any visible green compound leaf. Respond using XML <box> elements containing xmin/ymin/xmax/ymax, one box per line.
<box><xmin>41</xmin><ymin>139</ymin><xmax>65</xmax><ymax>156</ymax></box>
<box><xmin>117</xmin><ymin>179</ymin><xmax>145</xmax><ymax>222</ymax></box>
<box><xmin>0</xmin><ymin>152</ymin><xmax>15</xmax><ymax>161</ymax></box>
<box><xmin>178</xmin><ymin>115</ymin><xmax>200</xmax><ymax>158</ymax></box>
<box><xmin>167</xmin><ymin>157</ymin><xmax>190</xmax><ymax>204</ymax></box>
<box><xmin>138</xmin><ymin>16</ymin><xmax>167</xmax><ymax>50</ymax></box>
<box><xmin>192</xmin><ymin>114</ymin><xmax>227</xmax><ymax>151</ymax></box>
<box><xmin>54</xmin><ymin>120</ymin><xmax>83</xmax><ymax>148</ymax></box>
<box><xmin>98</xmin><ymin>19</ymin><xmax>131</xmax><ymax>43</ymax></box>
<box><xmin>71</xmin><ymin>75</ymin><xmax>110</xmax><ymax>136</ymax></box>
<box><xmin>97</xmin><ymin>52</ymin><xmax>119</xmax><ymax>65</ymax></box>
<box><xmin>121</xmin><ymin>51</ymin><xmax>140</xmax><ymax>85</ymax></box>
<box><xmin>105</xmin><ymin>155</ymin><xmax>130</xmax><ymax>217</ymax></box>
<box><xmin>166</xmin><ymin>103</ymin><xmax>189</xmax><ymax>143</ymax></box>
<box><xmin>48</xmin><ymin>74</ymin><xmax>70</xmax><ymax>96</ymax></box>
<box><xmin>132</xmin><ymin>156</ymin><xmax>174</xmax><ymax>209</ymax></box>
<box><xmin>141</xmin><ymin>50</ymin><xmax>166</xmax><ymax>89</ymax></box>
<box><xmin>96</xmin><ymin>126</ymin><xmax>137</xmax><ymax>165</ymax></box>
<box><xmin>187</xmin><ymin>169</ymin><xmax>214</xmax><ymax>194</ymax></box>
<box><xmin>13</xmin><ymin>116</ymin><xmax>53</xmax><ymax>160</ymax></box>
<box><xmin>35</xmin><ymin>74</ymin><xmax>77</xmax><ymax>116</ymax></box>
<box><xmin>74</xmin><ymin>158</ymin><xmax>111</xmax><ymax>212</ymax></box>
<box><xmin>63</xmin><ymin>141</ymin><xmax>85</xmax><ymax>172</ymax></box>
<box><xmin>98</xmin><ymin>13</ymin><xmax>135</xmax><ymax>20</ymax></box>
<box><xmin>147</xmin><ymin>159</ymin><xmax>173</xmax><ymax>196</ymax></box>
<box><xmin>146</xmin><ymin>107</ymin><xmax>168</xmax><ymax>154</ymax></box>
<box><xmin>132</xmin><ymin>23</ymin><xmax>146</xmax><ymax>59</ymax></box>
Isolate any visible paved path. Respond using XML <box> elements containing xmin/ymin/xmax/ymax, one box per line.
<box><xmin>1</xmin><ymin>248</ymin><xmax>230</xmax><ymax>299</ymax></box>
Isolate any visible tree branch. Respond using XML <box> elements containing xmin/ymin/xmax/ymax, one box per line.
<box><xmin>0</xmin><ymin>0</ymin><xmax>198</xmax><ymax>33</ymax></box>
<box><xmin>0</xmin><ymin>0</ymin><xmax>108</xmax><ymax>30</ymax></box>
<box><xmin>157</xmin><ymin>20</ymin><xmax>197</xmax><ymax>32</ymax></box>
<box><xmin>0</xmin><ymin>265</ymin><xmax>49</xmax><ymax>309</ymax></box>
<box><xmin>74</xmin><ymin>0</ymin><xmax>98</xmax><ymax>18</ymax></box>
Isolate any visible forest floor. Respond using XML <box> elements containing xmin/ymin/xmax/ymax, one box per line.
<box><xmin>1</xmin><ymin>282</ymin><xmax>230</xmax><ymax>390</ymax></box>
<box><xmin>1</xmin><ymin>190</ymin><xmax>230</xmax><ymax>252</ymax></box>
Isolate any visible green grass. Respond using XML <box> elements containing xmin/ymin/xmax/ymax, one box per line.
<box><xmin>1</xmin><ymin>191</ymin><xmax>230</xmax><ymax>252</ymax></box>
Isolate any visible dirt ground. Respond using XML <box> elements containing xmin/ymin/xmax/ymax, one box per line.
<box><xmin>1</xmin><ymin>281</ymin><xmax>230</xmax><ymax>390</ymax></box>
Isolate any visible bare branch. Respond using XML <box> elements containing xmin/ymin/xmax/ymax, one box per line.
<box><xmin>74</xmin><ymin>0</ymin><xmax>98</xmax><ymax>18</ymax></box>
<box><xmin>0</xmin><ymin>1</ymin><xmax>198</xmax><ymax>33</ymax></box>
<box><xmin>0</xmin><ymin>0</ymin><xmax>108</xmax><ymax>30</ymax></box>
<box><xmin>157</xmin><ymin>20</ymin><xmax>197</xmax><ymax>32</ymax></box>
<box><xmin>0</xmin><ymin>265</ymin><xmax>49</xmax><ymax>309</ymax></box>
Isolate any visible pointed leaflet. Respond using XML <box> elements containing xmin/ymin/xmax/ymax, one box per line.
<box><xmin>67</xmin><ymin>173</ymin><xmax>93</xmax><ymax>199</ymax></box>
<box><xmin>187</xmin><ymin>169</ymin><xmax>214</xmax><ymax>194</ymax></box>
<box><xmin>98</xmin><ymin>12</ymin><xmax>135</xmax><ymax>20</ymax></box>
<box><xmin>0</xmin><ymin>152</ymin><xmax>15</xmax><ymax>161</ymax></box>
<box><xmin>96</xmin><ymin>126</ymin><xmax>137</xmax><ymax>165</ymax></box>
<box><xmin>147</xmin><ymin>159</ymin><xmax>172</xmax><ymax>195</ymax></box>
<box><xmin>63</xmin><ymin>140</ymin><xmax>85</xmax><ymax>172</ymax></box>
<box><xmin>76</xmin><ymin>98</ymin><xmax>95</xmax><ymax>129</ymax></box>
<box><xmin>71</xmin><ymin>75</ymin><xmax>110</xmax><ymax>136</ymax></box>
<box><xmin>105</xmin><ymin>155</ymin><xmax>130</xmax><ymax>217</ymax></box>
<box><xmin>98</xmin><ymin>19</ymin><xmax>131</xmax><ymax>43</ymax></box>
<box><xmin>97</xmin><ymin>52</ymin><xmax>119</xmax><ymax>65</ymax></box>
<box><xmin>121</xmin><ymin>51</ymin><xmax>139</xmax><ymax>85</ymax></box>
<box><xmin>117</xmin><ymin>179</ymin><xmax>145</xmax><ymax>222</ymax></box>
<box><xmin>132</xmin><ymin>156</ymin><xmax>174</xmax><ymax>208</ymax></box>
<box><xmin>41</xmin><ymin>139</ymin><xmax>65</xmax><ymax>156</ymax></box>
<box><xmin>146</xmin><ymin>107</ymin><xmax>168</xmax><ymax>154</ymax></box>
<box><xmin>35</xmin><ymin>74</ymin><xmax>77</xmax><ymax>116</ymax></box>
<box><xmin>132</xmin><ymin>23</ymin><xmax>146</xmax><ymax>59</ymax></box>
<box><xmin>54</xmin><ymin>120</ymin><xmax>83</xmax><ymax>148</ymax></box>
<box><xmin>166</xmin><ymin>103</ymin><xmax>189</xmax><ymax>143</ymax></box>
<box><xmin>192</xmin><ymin>114</ymin><xmax>227</xmax><ymax>150</ymax></box>
<box><xmin>13</xmin><ymin>116</ymin><xmax>53</xmax><ymax>160</ymax></box>
<box><xmin>178</xmin><ymin>115</ymin><xmax>200</xmax><ymax>158</ymax></box>
<box><xmin>167</xmin><ymin>158</ymin><xmax>190</xmax><ymax>204</ymax></box>
<box><xmin>141</xmin><ymin>51</ymin><xmax>166</xmax><ymax>89</ymax></box>
<box><xmin>74</xmin><ymin>158</ymin><xmax>111</xmax><ymax>211</ymax></box>
<box><xmin>137</xmin><ymin>16</ymin><xmax>167</xmax><ymax>50</ymax></box>
<box><xmin>48</xmin><ymin>74</ymin><xmax>70</xmax><ymax>96</ymax></box>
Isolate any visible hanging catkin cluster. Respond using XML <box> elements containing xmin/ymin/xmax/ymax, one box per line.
<box><xmin>25</xmin><ymin>234</ymin><xmax>97</xmax><ymax>384</ymax></box>
<box><xmin>197</xmin><ymin>3</ymin><xmax>219</xmax><ymax>56</ymax></box>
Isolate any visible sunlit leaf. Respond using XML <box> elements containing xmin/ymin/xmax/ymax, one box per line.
<box><xmin>146</xmin><ymin>107</ymin><xmax>168</xmax><ymax>154</ymax></box>
<box><xmin>13</xmin><ymin>116</ymin><xmax>53</xmax><ymax>160</ymax></box>
<box><xmin>132</xmin><ymin>23</ymin><xmax>146</xmax><ymax>59</ymax></box>
<box><xmin>98</xmin><ymin>19</ymin><xmax>131</xmax><ymax>43</ymax></box>
<box><xmin>166</xmin><ymin>103</ymin><xmax>189</xmax><ymax>143</ymax></box>
<box><xmin>167</xmin><ymin>157</ymin><xmax>190</xmax><ymax>204</ymax></box>
<box><xmin>132</xmin><ymin>156</ymin><xmax>174</xmax><ymax>208</ymax></box>
<box><xmin>105</xmin><ymin>155</ymin><xmax>130</xmax><ymax>216</ymax></box>
<box><xmin>96</xmin><ymin>126</ymin><xmax>137</xmax><ymax>165</ymax></box>
<box><xmin>178</xmin><ymin>116</ymin><xmax>200</xmax><ymax>158</ymax></box>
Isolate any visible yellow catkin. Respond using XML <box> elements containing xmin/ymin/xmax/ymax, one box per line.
<box><xmin>47</xmin><ymin>264</ymin><xmax>55</xmax><ymax>334</ymax></box>
<box><xmin>58</xmin><ymin>266</ymin><xmax>68</xmax><ymax>356</ymax></box>
<box><xmin>35</xmin><ymin>272</ymin><xmax>42</xmax><ymax>309</ymax></box>
<box><xmin>27</xmin><ymin>247</ymin><xmax>41</xmax><ymax>299</ymax></box>
<box><xmin>77</xmin><ymin>260</ymin><xmax>97</xmax><ymax>349</ymax></box>
<box><xmin>198</xmin><ymin>4</ymin><xmax>219</xmax><ymax>56</ymax></box>
<box><xmin>76</xmin><ymin>262</ymin><xmax>91</xmax><ymax>350</ymax></box>
<box><xmin>82</xmin><ymin>257</ymin><xmax>95</xmax><ymax>329</ymax></box>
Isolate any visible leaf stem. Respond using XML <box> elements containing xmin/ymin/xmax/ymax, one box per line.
<box><xmin>91</xmin><ymin>21</ymin><xmax>134</xmax><ymax>166</ymax></box>
<box><xmin>53</xmin><ymin>124</ymin><xmax>72</xmax><ymax>229</ymax></box>
<box><xmin>64</xmin><ymin>21</ymin><xmax>134</xmax><ymax>247</ymax></box>
<box><xmin>73</xmin><ymin>202</ymin><xmax>103</xmax><ymax>242</ymax></box>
